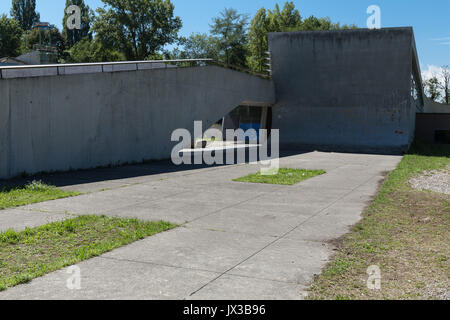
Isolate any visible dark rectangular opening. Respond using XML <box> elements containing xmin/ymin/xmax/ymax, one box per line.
<box><xmin>435</xmin><ymin>130</ymin><xmax>450</xmax><ymax>144</ymax></box>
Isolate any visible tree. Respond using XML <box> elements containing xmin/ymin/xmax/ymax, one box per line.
<box><xmin>210</xmin><ymin>8</ymin><xmax>249</xmax><ymax>67</ymax></box>
<box><xmin>267</xmin><ymin>2</ymin><xmax>302</xmax><ymax>32</ymax></box>
<box><xmin>441</xmin><ymin>66</ymin><xmax>450</xmax><ymax>104</ymax></box>
<box><xmin>0</xmin><ymin>14</ymin><xmax>23</xmax><ymax>57</ymax></box>
<box><xmin>66</xmin><ymin>37</ymin><xmax>125</xmax><ymax>63</ymax></box>
<box><xmin>248</xmin><ymin>2</ymin><xmax>303</xmax><ymax>72</ymax></box>
<box><xmin>247</xmin><ymin>8</ymin><xmax>269</xmax><ymax>72</ymax></box>
<box><xmin>22</xmin><ymin>26</ymin><xmax>66</xmax><ymax>60</ymax></box>
<box><xmin>93</xmin><ymin>0</ymin><xmax>182</xmax><ymax>60</ymax></box>
<box><xmin>246</xmin><ymin>2</ymin><xmax>357</xmax><ymax>72</ymax></box>
<box><xmin>62</xmin><ymin>0</ymin><xmax>94</xmax><ymax>48</ymax></box>
<box><xmin>10</xmin><ymin>0</ymin><xmax>40</xmax><ymax>31</ymax></box>
<box><xmin>424</xmin><ymin>76</ymin><xmax>442</xmax><ymax>102</ymax></box>
<box><xmin>182</xmin><ymin>33</ymin><xmax>219</xmax><ymax>60</ymax></box>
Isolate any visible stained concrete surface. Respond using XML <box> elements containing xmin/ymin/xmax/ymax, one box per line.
<box><xmin>269</xmin><ymin>28</ymin><xmax>420</xmax><ymax>154</ymax></box>
<box><xmin>0</xmin><ymin>151</ymin><xmax>401</xmax><ymax>300</ymax></box>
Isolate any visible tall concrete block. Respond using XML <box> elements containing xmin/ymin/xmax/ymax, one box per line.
<box><xmin>268</xmin><ymin>27</ymin><xmax>419</xmax><ymax>154</ymax></box>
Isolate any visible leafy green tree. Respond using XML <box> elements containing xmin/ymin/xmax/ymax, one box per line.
<box><xmin>210</xmin><ymin>8</ymin><xmax>248</xmax><ymax>67</ymax></box>
<box><xmin>247</xmin><ymin>8</ymin><xmax>269</xmax><ymax>72</ymax></box>
<box><xmin>62</xmin><ymin>0</ymin><xmax>94</xmax><ymax>48</ymax></box>
<box><xmin>0</xmin><ymin>14</ymin><xmax>23</xmax><ymax>57</ymax></box>
<box><xmin>299</xmin><ymin>16</ymin><xmax>356</xmax><ymax>31</ymax></box>
<box><xmin>66</xmin><ymin>37</ymin><xmax>125</xmax><ymax>63</ymax></box>
<box><xmin>248</xmin><ymin>2</ymin><xmax>302</xmax><ymax>72</ymax></box>
<box><xmin>93</xmin><ymin>0</ymin><xmax>182</xmax><ymax>60</ymax></box>
<box><xmin>267</xmin><ymin>2</ymin><xmax>302</xmax><ymax>32</ymax></box>
<box><xmin>247</xmin><ymin>2</ymin><xmax>357</xmax><ymax>72</ymax></box>
<box><xmin>22</xmin><ymin>27</ymin><xmax>66</xmax><ymax>60</ymax></box>
<box><xmin>424</xmin><ymin>76</ymin><xmax>442</xmax><ymax>102</ymax></box>
<box><xmin>182</xmin><ymin>33</ymin><xmax>219</xmax><ymax>60</ymax></box>
<box><xmin>10</xmin><ymin>0</ymin><xmax>40</xmax><ymax>31</ymax></box>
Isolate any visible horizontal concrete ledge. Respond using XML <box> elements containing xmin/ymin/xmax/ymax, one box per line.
<box><xmin>0</xmin><ymin>59</ymin><xmax>210</xmax><ymax>79</ymax></box>
<box><xmin>1</xmin><ymin>67</ymin><xmax>59</xmax><ymax>78</ymax></box>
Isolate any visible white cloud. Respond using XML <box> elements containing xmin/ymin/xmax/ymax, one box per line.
<box><xmin>430</xmin><ymin>37</ymin><xmax>450</xmax><ymax>41</ymax></box>
<box><xmin>422</xmin><ymin>65</ymin><xmax>449</xmax><ymax>100</ymax></box>
<box><xmin>422</xmin><ymin>65</ymin><xmax>448</xmax><ymax>82</ymax></box>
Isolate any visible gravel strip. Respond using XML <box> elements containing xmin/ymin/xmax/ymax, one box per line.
<box><xmin>409</xmin><ymin>166</ymin><xmax>450</xmax><ymax>195</ymax></box>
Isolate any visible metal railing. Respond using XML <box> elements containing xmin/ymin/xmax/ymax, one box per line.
<box><xmin>0</xmin><ymin>58</ymin><xmax>271</xmax><ymax>80</ymax></box>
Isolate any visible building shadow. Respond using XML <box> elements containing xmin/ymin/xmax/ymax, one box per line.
<box><xmin>0</xmin><ymin>147</ymin><xmax>311</xmax><ymax>190</ymax></box>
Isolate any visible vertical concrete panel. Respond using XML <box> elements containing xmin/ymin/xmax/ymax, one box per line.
<box><xmin>0</xmin><ymin>81</ymin><xmax>10</xmax><ymax>177</ymax></box>
<box><xmin>269</xmin><ymin>28</ymin><xmax>414</xmax><ymax>154</ymax></box>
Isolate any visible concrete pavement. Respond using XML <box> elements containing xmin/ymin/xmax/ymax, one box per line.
<box><xmin>0</xmin><ymin>151</ymin><xmax>401</xmax><ymax>300</ymax></box>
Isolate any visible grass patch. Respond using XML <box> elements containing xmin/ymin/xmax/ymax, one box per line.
<box><xmin>233</xmin><ymin>168</ymin><xmax>326</xmax><ymax>185</ymax></box>
<box><xmin>0</xmin><ymin>215</ymin><xmax>176</xmax><ymax>291</ymax></box>
<box><xmin>0</xmin><ymin>180</ymin><xmax>79</xmax><ymax>210</ymax></box>
<box><xmin>308</xmin><ymin>142</ymin><xmax>450</xmax><ymax>300</ymax></box>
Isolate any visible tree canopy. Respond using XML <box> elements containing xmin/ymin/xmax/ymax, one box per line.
<box><xmin>62</xmin><ymin>0</ymin><xmax>93</xmax><ymax>48</ymax></box>
<box><xmin>93</xmin><ymin>0</ymin><xmax>182</xmax><ymax>60</ymax></box>
<box><xmin>210</xmin><ymin>8</ymin><xmax>249</xmax><ymax>68</ymax></box>
<box><xmin>247</xmin><ymin>2</ymin><xmax>357</xmax><ymax>73</ymax></box>
<box><xmin>66</xmin><ymin>37</ymin><xmax>125</xmax><ymax>63</ymax></box>
<box><xmin>0</xmin><ymin>14</ymin><xmax>23</xmax><ymax>57</ymax></box>
<box><xmin>10</xmin><ymin>0</ymin><xmax>40</xmax><ymax>31</ymax></box>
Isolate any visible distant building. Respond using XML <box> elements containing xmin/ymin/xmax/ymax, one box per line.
<box><xmin>0</xmin><ymin>57</ymin><xmax>27</xmax><ymax>66</ymax></box>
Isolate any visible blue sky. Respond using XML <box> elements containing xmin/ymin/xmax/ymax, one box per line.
<box><xmin>1</xmin><ymin>0</ymin><xmax>449</xmax><ymax>72</ymax></box>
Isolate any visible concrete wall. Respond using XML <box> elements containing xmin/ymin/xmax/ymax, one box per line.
<box><xmin>0</xmin><ymin>65</ymin><xmax>274</xmax><ymax>179</ymax></box>
<box><xmin>416</xmin><ymin>113</ymin><xmax>450</xmax><ymax>144</ymax></box>
<box><xmin>268</xmin><ymin>28</ymin><xmax>416</xmax><ymax>154</ymax></box>
<box><xmin>424</xmin><ymin>97</ymin><xmax>450</xmax><ymax>113</ymax></box>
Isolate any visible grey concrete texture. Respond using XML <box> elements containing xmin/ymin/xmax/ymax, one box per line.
<box><xmin>0</xmin><ymin>151</ymin><xmax>402</xmax><ymax>300</ymax></box>
<box><xmin>0</xmin><ymin>209</ymin><xmax>71</xmax><ymax>232</ymax></box>
<box><xmin>424</xmin><ymin>96</ymin><xmax>450</xmax><ymax>114</ymax></box>
<box><xmin>0</xmin><ymin>65</ymin><xmax>275</xmax><ymax>179</ymax></box>
<box><xmin>268</xmin><ymin>28</ymin><xmax>420</xmax><ymax>154</ymax></box>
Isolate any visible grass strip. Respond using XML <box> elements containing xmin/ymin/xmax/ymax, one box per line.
<box><xmin>233</xmin><ymin>168</ymin><xmax>326</xmax><ymax>185</ymax></box>
<box><xmin>0</xmin><ymin>181</ymin><xmax>79</xmax><ymax>210</ymax></box>
<box><xmin>0</xmin><ymin>215</ymin><xmax>177</xmax><ymax>291</ymax></box>
<box><xmin>308</xmin><ymin>142</ymin><xmax>450</xmax><ymax>300</ymax></box>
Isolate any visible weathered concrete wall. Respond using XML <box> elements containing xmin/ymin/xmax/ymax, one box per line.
<box><xmin>268</xmin><ymin>28</ymin><xmax>416</xmax><ymax>154</ymax></box>
<box><xmin>0</xmin><ymin>65</ymin><xmax>274</xmax><ymax>179</ymax></box>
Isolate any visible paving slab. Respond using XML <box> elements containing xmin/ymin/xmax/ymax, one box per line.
<box><xmin>188</xmin><ymin>274</ymin><xmax>308</xmax><ymax>300</ymax></box>
<box><xmin>0</xmin><ymin>209</ymin><xmax>70</xmax><ymax>232</ymax></box>
<box><xmin>0</xmin><ymin>257</ymin><xmax>219</xmax><ymax>300</ymax></box>
<box><xmin>286</xmin><ymin>213</ymin><xmax>359</xmax><ymax>242</ymax></box>
<box><xmin>102</xmin><ymin>227</ymin><xmax>275</xmax><ymax>273</ymax></box>
<box><xmin>228</xmin><ymin>239</ymin><xmax>332</xmax><ymax>284</ymax></box>
<box><xmin>187</xmin><ymin>207</ymin><xmax>311</xmax><ymax>237</ymax></box>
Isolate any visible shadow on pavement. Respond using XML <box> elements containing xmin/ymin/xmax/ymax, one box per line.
<box><xmin>0</xmin><ymin>148</ymin><xmax>311</xmax><ymax>190</ymax></box>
